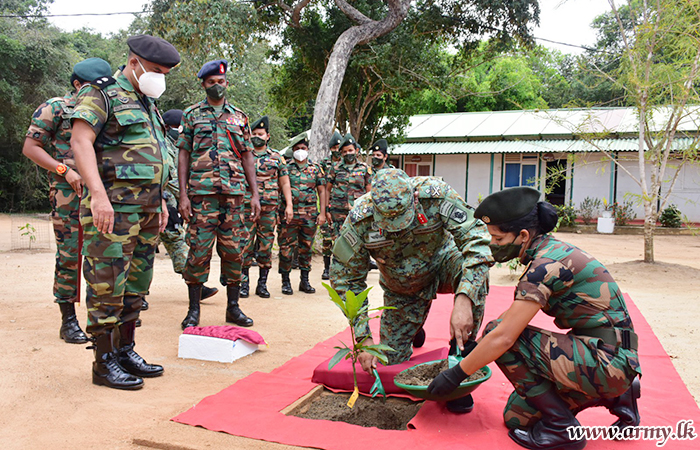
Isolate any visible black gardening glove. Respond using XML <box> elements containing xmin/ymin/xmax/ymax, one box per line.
<box><xmin>427</xmin><ymin>364</ymin><xmax>469</xmax><ymax>396</ymax></box>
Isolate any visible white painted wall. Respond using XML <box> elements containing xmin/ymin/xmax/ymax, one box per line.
<box><xmin>466</xmin><ymin>154</ymin><xmax>493</xmax><ymax>205</ymax></box>
<box><xmin>570</xmin><ymin>153</ymin><xmax>613</xmax><ymax>210</ymax></box>
<box><xmin>434</xmin><ymin>154</ymin><xmax>468</xmax><ymax>198</ymax></box>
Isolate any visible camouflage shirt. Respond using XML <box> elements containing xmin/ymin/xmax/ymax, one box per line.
<box><xmin>369</xmin><ymin>162</ymin><xmax>395</xmax><ymax>184</ymax></box>
<box><xmin>320</xmin><ymin>155</ymin><xmax>340</xmax><ymax>179</ymax></box>
<box><xmin>327</xmin><ymin>161</ymin><xmax>371</xmax><ymax>211</ymax></box>
<box><xmin>287</xmin><ymin>159</ymin><xmax>326</xmax><ymax>217</ymax></box>
<box><xmin>178</xmin><ymin>99</ymin><xmax>253</xmax><ymax>197</ymax></box>
<box><xmin>332</xmin><ymin>176</ymin><xmax>493</xmax><ymax>302</ymax></box>
<box><xmin>516</xmin><ymin>234</ymin><xmax>641</xmax><ymax>375</ymax></box>
<box><xmin>71</xmin><ymin>69</ymin><xmax>169</xmax><ymax>213</ymax></box>
<box><xmin>164</xmin><ymin>134</ymin><xmax>180</xmax><ymax>198</ymax></box>
<box><xmin>243</xmin><ymin>147</ymin><xmax>288</xmax><ymax>207</ymax></box>
<box><xmin>26</xmin><ymin>93</ymin><xmax>77</xmax><ymax>189</ymax></box>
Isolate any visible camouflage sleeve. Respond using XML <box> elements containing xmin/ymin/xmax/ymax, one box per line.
<box><xmin>71</xmin><ymin>86</ymin><xmax>108</xmax><ymax>135</ymax></box>
<box><xmin>241</xmin><ymin>114</ymin><xmax>253</xmax><ymax>153</ymax></box>
<box><xmin>26</xmin><ymin>100</ymin><xmax>61</xmax><ymax>146</ymax></box>
<box><xmin>439</xmin><ymin>184</ymin><xmax>493</xmax><ymax>305</ymax></box>
<box><xmin>177</xmin><ymin>110</ymin><xmax>194</xmax><ymax>153</ymax></box>
<box><xmin>514</xmin><ymin>258</ymin><xmax>558</xmax><ymax>308</ymax></box>
<box><xmin>278</xmin><ymin>155</ymin><xmax>289</xmax><ymax>177</ymax></box>
<box><xmin>330</xmin><ymin>219</ymin><xmax>371</xmax><ymax>338</ymax></box>
<box><xmin>315</xmin><ymin>164</ymin><xmax>326</xmax><ymax>186</ymax></box>
<box><xmin>364</xmin><ymin>165</ymin><xmax>371</xmax><ymax>186</ymax></box>
<box><xmin>327</xmin><ymin>164</ymin><xmax>336</xmax><ymax>184</ymax></box>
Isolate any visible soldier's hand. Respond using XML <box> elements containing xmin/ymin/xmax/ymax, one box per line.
<box><xmin>316</xmin><ymin>213</ymin><xmax>326</xmax><ymax>226</ymax></box>
<box><xmin>358</xmin><ymin>351</ymin><xmax>378</xmax><ymax>374</ymax></box>
<box><xmin>251</xmin><ymin>196</ymin><xmax>261</xmax><ymax>221</ymax></box>
<box><xmin>284</xmin><ymin>205</ymin><xmax>293</xmax><ymax>223</ymax></box>
<box><xmin>450</xmin><ymin>294</ymin><xmax>475</xmax><ymax>352</ymax></box>
<box><xmin>179</xmin><ymin>196</ymin><xmax>192</xmax><ymax>222</ymax></box>
<box><xmin>90</xmin><ymin>193</ymin><xmax>115</xmax><ymax>234</ymax></box>
<box><xmin>325</xmin><ymin>211</ymin><xmax>332</xmax><ymax>224</ymax></box>
<box><xmin>427</xmin><ymin>364</ymin><xmax>468</xmax><ymax>396</ymax></box>
<box><xmin>65</xmin><ymin>169</ymin><xmax>83</xmax><ymax>195</ymax></box>
<box><xmin>159</xmin><ymin>199</ymin><xmax>169</xmax><ymax>234</ymax></box>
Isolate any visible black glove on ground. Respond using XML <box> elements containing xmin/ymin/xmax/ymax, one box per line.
<box><xmin>427</xmin><ymin>363</ymin><xmax>469</xmax><ymax>396</ymax></box>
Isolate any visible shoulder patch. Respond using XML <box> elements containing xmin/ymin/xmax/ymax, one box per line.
<box><xmin>449</xmin><ymin>207</ymin><xmax>469</xmax><ymax>224</ymax></box>
<box><xmin>90</xmin><ymin>76</ymin><xmax>116</xmax><ymax>90</ymax></box>
<box><xmin>349</xmin><ymin>195</ymin><xmax>374</xmax><ymax>224</ymax></box>
<box><xmin>417</xmin><ymin>181</ymin><xmax>445</xmax><ymax>199</ymax></box>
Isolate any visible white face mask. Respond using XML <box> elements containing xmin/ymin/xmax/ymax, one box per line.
<box><xmin>134</xmin><ymin>58</ymin><xmax>166</xmax><ymax>99</ymax></box>
<box><xmin>293</xmin><ymin>149</ymin><xmax>309</xmax><ymax>162</ymax></box>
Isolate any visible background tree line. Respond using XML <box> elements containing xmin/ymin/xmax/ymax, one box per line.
<box><xmin>0</xmin><ymin>0</ymin><xmax>648</xmax><ymax>213</ymax></box>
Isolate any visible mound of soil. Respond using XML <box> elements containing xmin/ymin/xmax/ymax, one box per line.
<box><xmin>292</xmin><ymin>391</ymin><xmax>423</xmax><ymax>430</ymax></box>
<box><xmin>394</xmin><ymin>359</ymin><xmax>487</xmax><ymax>386</ymax></box>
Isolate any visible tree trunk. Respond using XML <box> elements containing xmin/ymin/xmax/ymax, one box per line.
<box><xmin>643</xmin><ymin>204</ymin><xmax>655</xmax><ymax>263</ymax></box>
<box><xmin>307</xmin><ymin>1</ymin><xmax>409</xmax><ymax>162</ymax></box>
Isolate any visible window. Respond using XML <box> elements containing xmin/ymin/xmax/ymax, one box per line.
<box><xmin>404</xmin><ymin>156</ymin><xmax>432</xmax><ymax>177</ymax></box>
<box><xmin>503</xmin><ymin>154</ymin><xmax>538</xmax><ymax>188</ymax></box>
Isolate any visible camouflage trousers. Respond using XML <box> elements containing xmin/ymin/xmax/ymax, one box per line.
<box><xmin>81</xmin><ymin>209</ymin><xmax>158</xmax><ymax>336</ymax></box>
<box><xmin>160</xmin><ymin>194</ymin><xmax>187</xmax><ymax>274</ymax></box>
<box><xmin>321</xmin><ymin>222</ymin><xmax>333</xmax><ymax>257</ymax></box>
<box><xmin>277</xmin><ymin>208</ymin><xmax>318</xmax><ymax>272</ymax></box>
<box><xmin>183</xmin><ymin>194</ymin><xmax>248</xmax><ymax>286</ymax></box>
<box><xmin>378</xmin><ymin>243</ymin><xmax>487</xmax><ymax>365</ymax></box>
<box><xmin>328</xmin><ymin>208</ymin><xmax>348</xmax><ymax>245</ymax></box>
<box><xmin>50</xmin><ymin>182</ymin><xmax>80</xmax><ymax>302</ymax></box>
<box><xmin>482</xmin><ymin>320</ymin><xmax>639</xmax><ymax>430</ymax></box>
<box><xmin>242</xmin><ymin>203</ymin><xmax>277</xmax><ymax>270</ymax></box>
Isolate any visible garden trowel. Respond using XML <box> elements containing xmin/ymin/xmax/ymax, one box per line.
<box><xmin>370</xmin><ymin>368</ymin><xmax>387</xmax><ymax>401</ymax></box>
<box><xmin>448</xmin><ymin>338</ymin><xmax>478</xmax><ymax>369</ymax></box>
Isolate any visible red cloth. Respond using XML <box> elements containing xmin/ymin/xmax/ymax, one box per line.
<box><xmin>182</xmin><ymin>325</ymin><xmax>266</xmax><ymax>346</ymax></box>
<box><xmin>173</xmin><ymin>286</ymin><xmax>700</xmax><ymax>450</ymax></box>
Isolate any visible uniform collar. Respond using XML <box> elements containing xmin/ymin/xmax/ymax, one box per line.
<box><xmin>294</xmin><ymin>159</ymin><xmax>308</xmax><ymax>169</ymax></box>
<box><xmin>202</xmin><ymin>98</ymin><xmax>233</xmax><ymax>112</ymax></box>
<box><xmin>115</xmin><ymin>68</ymin><xmax>137</xmax><ymax>93</ymax></box>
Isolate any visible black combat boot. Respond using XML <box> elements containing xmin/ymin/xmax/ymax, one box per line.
<box><xmin>240</xmin><ymin>268</ymin><xmax>250</xmax><ymax>298</ymax></box>
<box><xmin>603</xmin><ymin>378</ymin><xmax>641</xmax><ymax>431</ymax></box>
<box><xmin>509</xmin><ymin>389</ymin><xmax>586</xmax><ymax>450</ymax></box>
<box><xmin>281</xmin><ymin>271</ymin><xmax>293</xmax><ymax>295</ymax></box>
<box><xmin>92</xmin><ymin>332</ymin><xmax>143</xmax><ymax>390</ymax></box>
<box><xmin>140</xmin><ymin>298</ymin><xmax>149</xmax><ymax>311</ymax></box>
<box><xmin>181</xmin><ymin>284</ymin><xmax>202</xmax><ymax>329</ymax></box>
<box><xmin>58</xmin><ymin>301</ymin><xmax>88</xmax><ymax>344</ymax></box>
<box><xmin>225</xmin><ymin>284</ymin><xmax>254</xmax><ymax>327</ymax></box>
<box><xmin>201</xmin><ymin>285</ymin><xmax>219</xmax><ymax>300</ymax></box>
<box><xmin>255</xmin><ymin>267</ymin><xmax>270</xmax><ymax>298</ymax></box>
<box><xmin>116</xmin><ymin>321</ymin><xmax>164</xmax><ymax>378</ymax></box>
<box><xmin>299</xmin><ymin>269</ymin><xmax>316</xmax><ymax>293</ymax></box>
<box><xmin>447</xmin><ymin>394</ymin><xmax>474</xmax><ymax>414</ymax></box>
<box><xmin>412</xmin><ymin>327</ymin><xmax>426</xmax><ymax>348</ymax></box>
<box><xmin>322</xmin><ymin>256</ymin><xmax>331</xmax><ymax>280</ymax></box>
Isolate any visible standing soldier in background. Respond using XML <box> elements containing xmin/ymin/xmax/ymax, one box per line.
<box><xmin>159</xmin><ymin>109</ymin><xmax>218</xmax><ymax>300</ymax></box>
<box><xmin>240</xmin><ymin>116</ymin><xmax>293</xmax><ymax>299</ymax></box>
<box><xmin>320</xmin><ymin>130</ymin><xmax>342</xmax><ymax>280</ymax></box>
<box><xmin>71</xmin><ymin>35</ymin><xmax>180</xmax><ymax>390</ymax></box>
<box><xmin>178</xmin><ymin>59</ymin><xmax>260</xmax><ymax>330</ymax></box>
<box><xmin>325</xmin><ymin>133</ymin><xmax>371</xmax><ymax>260</ymax></box>
<box><xmin>369</xmin><ymin>138</ymin><xmax>394</xmax><ymax>180</ymax></box>
<box><xmin>23</xmin><ymin>57</ymin><xmax>113</xmax><ymax>345</ymax></box>
<box><xmin>278</xmin><ymin>134</ymin><xmax>326</xmax><ymax>295</ymax></box>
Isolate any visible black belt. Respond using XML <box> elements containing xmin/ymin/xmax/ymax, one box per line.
<box><xmin>573</xmin><ymin>327</ymin><xmax>638</xmax><ymax>351</ymax></box>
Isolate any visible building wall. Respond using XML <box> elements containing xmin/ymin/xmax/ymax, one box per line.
<box><xmin>434</xmin><ymin>154</ymin><xmax>468</xmax><ymax>198</ymax></box>
<box><xmin>466</xmin><ymin>154</ymin><xmax>494</xmax><ymax>205</ymax></box>
<box><xmin>570</xmin><ymin>153</ymin><xmax>613</xmax><ymax>209</ymax></box>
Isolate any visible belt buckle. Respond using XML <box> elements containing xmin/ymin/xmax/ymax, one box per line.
<box><xmin>621</xmin><ymin>329</ymin><xmax>631</xmax><ymax>350</ymax></box>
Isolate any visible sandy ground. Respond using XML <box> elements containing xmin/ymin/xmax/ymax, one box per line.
<box><xmin>1</xmin><ymin>213</ymin><xmax>699</xmax><ymax>449</ymax></box>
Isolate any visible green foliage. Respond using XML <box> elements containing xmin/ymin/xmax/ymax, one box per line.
<box><xmin>612</xmin><ymin>200</ymin><xmax>636</xmax><ymax>226</ymax></box>
<box><xmin>18</xmin><ymin>222</ymin><xmax>36</xmax><ymax>249</ymax></box>
<box><xmin>554</xmin><ymin>204</ymin><xmax>577</xmax><ymax>228</ymax></box>
<box><xmin>577</xmin><ymin>197</ymin><xmax>601</xmax><ymax>225</ymax></box>
<box><xmin>660</xmin><ymin>204</ymin><xmax>682</xmax><ymax>228</ymax></box>
<box><xmin>322</xmin><ymin>283</ymin><xmax>395</xmax><ymax>398</ymax></box>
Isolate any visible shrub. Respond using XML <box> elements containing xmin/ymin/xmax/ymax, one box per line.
<box><xmin>577</xmin><ymin>197</ymin><xmax>601</xmax><ymax>225</ymax></box>
<box><xmin>612</xmin><ymin>200</ymin><xmax>636</xmax><ymax>226</ymax></box>
<box><xmin>660</xmin><ymin>204</ymin><xmax>682</xmax><ymax>228</ymax></box>
<box><xmin>554</xmin><ymin>204</ymin><xmax>577</xmax><ymax>228</ymax></box>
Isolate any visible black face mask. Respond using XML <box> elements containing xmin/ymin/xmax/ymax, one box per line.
<box><xmin>205</xmin><ymin>83</ymin><xmax>226</xmax><ymax>100</ymax></box>
<box><xmin>250</xmin><ymin>136</ymin><xmax>267</xmax><ymax>148</ymax></box>
<box><xmin>167</xmin><ymin>128</ymin><xmax>180</xmax><ymax>141</ymax></box>
<box><xmin>371</xmin><ymin>157</ymin><xmax>384</xmax><ymax>168</ymax></box>
<box><xmin>343</xmin><ymin>153</ymin><xmax>356</xmax><ymax>164</ymax></box>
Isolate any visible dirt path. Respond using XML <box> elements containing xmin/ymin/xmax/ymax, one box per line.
<box><xmin>1</xmin><ymin>214</ymin><xmax>698</xmax><ymax>449</ymax></box>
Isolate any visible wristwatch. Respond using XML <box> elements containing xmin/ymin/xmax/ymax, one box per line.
<box><xmin>55</xmin><ymin>163</ymin><xmax>68</xmax><ymax>175</ymax></box>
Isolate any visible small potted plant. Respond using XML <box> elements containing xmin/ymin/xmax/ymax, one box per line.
<box><xmin>597</xmin><ymin>198</ymin><xmax>615</xmax><ymax>233</ymax></box>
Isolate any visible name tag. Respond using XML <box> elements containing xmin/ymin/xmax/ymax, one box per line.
<box><xmin>113</xmin><ymin>104</ymin><xmax>141</xmax><ymax>112</ymax></box>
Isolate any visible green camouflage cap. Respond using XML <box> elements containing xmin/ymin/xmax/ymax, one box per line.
<box><xmin>288</xmin><ymin>131</ymin><xmax>309</xmax><ymax>148</ymax></box>
<box><xmin>251</xmin><ymin>115</ymin><xmax>269</xmax><ymax>132</ymax></box>
<box><xmin>340</xmin><ymin>133</ymin><xmax>356</xmax><ymax>150</ymax></box>
<box><xmin>474</xmin><ymin>186</ymin><xmax>540</xmax><ymax>225</ymax></box>
<box><xmin>371</xmin><ymin>169</ymin><xmax>415</xmax><ymax>232</ymax></box>
<box><xmin>329</xmin><ymin>131</ymin><xmax>342</xmax><ymax>148</ymax></box>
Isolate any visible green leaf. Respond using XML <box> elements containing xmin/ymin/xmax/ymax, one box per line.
<box><xmin>363</xmin><ymin>348</ymin><xmax>389</xmax><ymax>365</ymax></box>
<box><xmin>366</xmin><ymin>343</ymin><xmax>395</xmax><ymax>353</ymax></box>
<box><xmin>322</xmin><ymin>282</ymin><xmax>347</xmax><ymax>317</ymax></box>
<box><xmin>328</xmin><ymin>348</ymin><xmax>351</xmax><ymax>370</ymax></box>
<box><xmin>370</xmin><ymin>305</ymin><xmax>396</xmax><ymax>312</ymax></box>
<box><xmin>346</xmin><ymin>286</ymin><xmax>372</xmax><ymax>320</ymax></box>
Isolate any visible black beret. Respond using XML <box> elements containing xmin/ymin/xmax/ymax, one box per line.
<box><xmin>339</xmin><ymin>133</ymin><xmax>356</xmax><ymax>149</ymax></box>
<box><xmin>370</xmin><ymin>138</ymin><xmax>388</xmax><ymax>155</ymax></box>
<box><xmin>197</xmin><ymin>59</ymin><xmax>227</xmax><ymax>80</ymax></box>
<box><xmin>127</xmin><ymin>35</ymin><xmax>180</xmax><ymax>68</ymax></box>
<box><xmin>329</xmin><ymin>131</ymin><xmax>342</xmax><ymax>148</ymax></box>
<box><xmin>474</xmin><ymin>187</ymin><xmax>541</xmax><ymax>225</ymax></box>
<box><xmin>72</xmin><ymin>58</ymin><xmax>112</xmax><ymax>82</ymax></box>
<box><xmin>251</xmin><ymin>116</ymin><xmax>269</xmax><ymax>132</ymax></box>
<box><xmin>162</xmin><ymin>109</ymin><xmax>183</xmax><ymax>126</ymax></box>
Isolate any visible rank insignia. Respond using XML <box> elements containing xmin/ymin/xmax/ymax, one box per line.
<box><xmin>417</xmin><ymin>213</ymin><xmax>428</xmax><ymax>224</ymax></box>
<box><xmin>450</xmin><ymin>208</ymin><xmax>468</xmax><ymax>224</ymax></box>
<box><xmin>117</xmin><ymin>97</ymin><xmax>129</xmax><ymax>104</ymax></box>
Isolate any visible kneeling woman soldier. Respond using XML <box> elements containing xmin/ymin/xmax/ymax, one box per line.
<box><xmin>428</xmin><ymin>187</ymin><xmax>641</xmax><ymax>450</ymax></box>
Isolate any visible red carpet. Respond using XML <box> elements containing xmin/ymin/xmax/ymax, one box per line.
<box><xmin>172</xmin><ymin>286</ymin><xmax>700</xmax><ymax>449</ymax></box>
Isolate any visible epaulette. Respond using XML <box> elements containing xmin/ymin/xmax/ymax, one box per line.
<box><xmin>90</xmin><ymin>76</ymin><xmax>117</xmax><ymax>90</ymax></box>
<box><xmin>348</xmin><ymin>194</ymin><xmax>374</xmax><ymax>224</ymax></box>
<box><xmin>414</xmin><ymin>177</ymin><xmax>447</xmax><ymax>199</ymax></box>
<box><xmin>183</xmin><ymin>103</ymin><xmax>201</xmax><ymax>115</ymax></box>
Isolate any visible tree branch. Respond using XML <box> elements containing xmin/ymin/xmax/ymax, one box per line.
<box><xmin>334</xmin><ymin>0</ymin><xmax>372</xmax><ymax>25</ymax></box>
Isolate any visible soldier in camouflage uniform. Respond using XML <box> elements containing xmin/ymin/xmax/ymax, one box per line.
<box><xmin>71</xmin><ymin>35</ymin><xmax>180</xmax><ymax>390</ymax></box>
<box><xmin>368</xmin><ymin>138</ymin><xmax>395</xmax><ymax>182</ymax></box>
<box><xmin>278</xmin><ymin>134</ymin><xmax>326</xmax><ymax>295</ymax></box>
<box><xmin>331</xmin><ymin>169</ymin><xmax>492</xmax><ymax>413</ymax></box>
<box><xmin>429</xmin><ymin>187</ymin><xmax>642</xmax><ymax>450</ymax></box>
<box><xmin>159</xmin><ymin>110</ymin><xmax>218</xmax><ymax>300</ymax></box>
<box><xmin>320</xmin><ymin>130</ymin><xmax>342</xmax><ymax>280</ymax></box>
<box><xmin>240</xmin><ymin>116</ymin><xmax>292</xmax><ymax>298</ymax></box>
<box><xmin>325</xmin><ymin>133</ymin><xmax>371</xmax><ymax>256</ymax></box>
<box><xmin>178</xmin><ymin>59</ymin><xmax>261</xmax><ymax>330</ymax></box>
<box><xmin>23</xmin><ymin>58</ymin><xmax>113</xmax><ymax>345</ymax></box>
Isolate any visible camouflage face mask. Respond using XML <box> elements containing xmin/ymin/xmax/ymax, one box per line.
<box><xmin>489</xmin><ymin>238</ymin><xmax>522</xmax><ymax>263</ymax></box>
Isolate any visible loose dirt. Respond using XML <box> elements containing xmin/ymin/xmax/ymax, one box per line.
<box><xmin>1</xmin><ymin>214</ymin><xmax>699</xmax><ymax>449</ymax></box>
<box><xmin>394</xmin><ymin>360</ymin><xmax>486</xmax><ymax>386</ymax></box>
